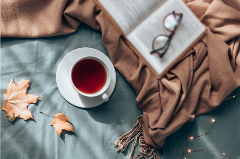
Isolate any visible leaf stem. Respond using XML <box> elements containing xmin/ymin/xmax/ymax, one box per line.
<box><xmin>40</xmin><ymin>111</ymin><xmax>54</xmax><ymax>117</ymax></box>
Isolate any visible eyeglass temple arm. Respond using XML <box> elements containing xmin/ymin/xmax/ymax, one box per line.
<box><xmin>173</xmin><ymin>11</ymin><xmax>183</xmax><ymax>27</ymax></box>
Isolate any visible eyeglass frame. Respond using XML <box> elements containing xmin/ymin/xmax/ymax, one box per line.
<box><xmin>150</xmin><ymin>11</ymin><xmax>183</xmax><ymax>58</ymax></box>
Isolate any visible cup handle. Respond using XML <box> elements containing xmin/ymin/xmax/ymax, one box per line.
<box><xmin>101</xmin><ymin>93</ymin><xmax>109</xmax><ymax>102</ymax></box>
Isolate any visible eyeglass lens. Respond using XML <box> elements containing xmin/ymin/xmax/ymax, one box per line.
<box><xmin>164</xmin><ymin>13</ymin><xmax>181</xmax><ymax>31</ymax></box>
<box><xmin>152</xmin><ymin>35</ymin><xmax>169</xmax><ymax>54</ymax></box>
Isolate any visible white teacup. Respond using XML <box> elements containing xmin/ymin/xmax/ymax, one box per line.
<box><xmin>70</xmin><ymin>55</ymin><xmax>111</xmax><ymax>102</ymax></box>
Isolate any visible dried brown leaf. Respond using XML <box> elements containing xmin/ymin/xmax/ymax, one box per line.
<box><xmin>1</xmin><ymin>79</ymin><xmax>40</xmax><ymax>122</ymax></box>
<box><xmin>50</xmin><ymin>113</ymin><xmax>74</xmax><ymax>136</ymax></box>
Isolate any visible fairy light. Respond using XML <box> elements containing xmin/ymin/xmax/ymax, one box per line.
<box><xmin>211</xmin><ymin>119</ymin><xmax>215</xmax><ymax>123</ymax></box>
<box><xmin>178</xmin><ymin>93</ymin><xmax>239</xmax><ymax>159</ymax></box>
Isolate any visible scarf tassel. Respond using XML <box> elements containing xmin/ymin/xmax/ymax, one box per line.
<box><xmin>113</xmin><ymin>122</ymin><xmax>160</xmax><ymax>159</ymax></box>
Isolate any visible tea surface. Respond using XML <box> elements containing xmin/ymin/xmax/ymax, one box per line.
<box><xmin>72</xmin><ymin>59</ymin><xmax>107</xmax><ymax>94</ymax></box>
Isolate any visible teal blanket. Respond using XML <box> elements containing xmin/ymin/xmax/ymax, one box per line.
<box><xmin>1</xmin><ymin>24</ymin><xmax>240</xmax><ymax>159</ymax></box>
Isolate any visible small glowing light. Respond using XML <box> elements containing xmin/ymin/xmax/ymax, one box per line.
<box><xmin>188</xmin><ymin>149</ymin><xmax>191</xmax><ymax>153</ymax></box>
<box><xmin>223</xmin><ymin>153</ymin><xmax>225</xmax><ymax>155</ymax></box>
<box><xmin>190</xmin><ymin>136</ymin><xmax>194</xmax><ymax>140</ymax></box>
<box><xmin>184</xmin><ymin>157</ymin><xmax>186</xmax><ymax>159</ymax></box>
<box><xmin>211</xmin><ymin>119</ymin><xmax>215</xmax><ymax>123</ymax></box>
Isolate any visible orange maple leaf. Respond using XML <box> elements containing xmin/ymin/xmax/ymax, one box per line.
<box><xmin>50</xmin><ymin>113</ymin><xmax>74</xmax><ymax>136</ymax></box>
<box><xmin>1</xmin><ymin>79</ymin><xmax>40</xmax><ymax>122</ymax></box>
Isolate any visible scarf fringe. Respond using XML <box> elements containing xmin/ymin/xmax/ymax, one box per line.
<box><xmin>113</xmin><ymin>122</ymin><xmax>160</xmax><ymax>159</ymax></box>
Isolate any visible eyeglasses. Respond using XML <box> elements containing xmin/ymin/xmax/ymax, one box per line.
<box><xmin>150</xmin><ymin>11</ymin><xmax>183</xmax><ymax>57</ymax></box>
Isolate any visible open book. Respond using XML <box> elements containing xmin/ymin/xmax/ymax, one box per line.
<box><xmin>95</xmin><ymin>0</ymin><xmax>206</xmax><ymax>79</ymax></box>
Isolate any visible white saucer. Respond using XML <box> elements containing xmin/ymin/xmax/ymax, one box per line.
<box><xmin>56</xmin><ymin>47</ymin><xmax>116</xmax><ymax>108</ymax></box>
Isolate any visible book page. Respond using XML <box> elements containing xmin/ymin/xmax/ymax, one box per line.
<box><xmin>126</xmin><ymin>0</ymin><xmax>205</xmax><ymax>77</ymax></box>
<box><xmin>98</xmin><ymin>0</ymin><xmax>163</xmax><ymax>35</ymax></box>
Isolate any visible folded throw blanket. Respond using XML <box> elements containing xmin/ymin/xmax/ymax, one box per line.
<box><xmin>1</xmin><ymin>0</ymin><xmax>240</xmax><ymax>158</ymax></box>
